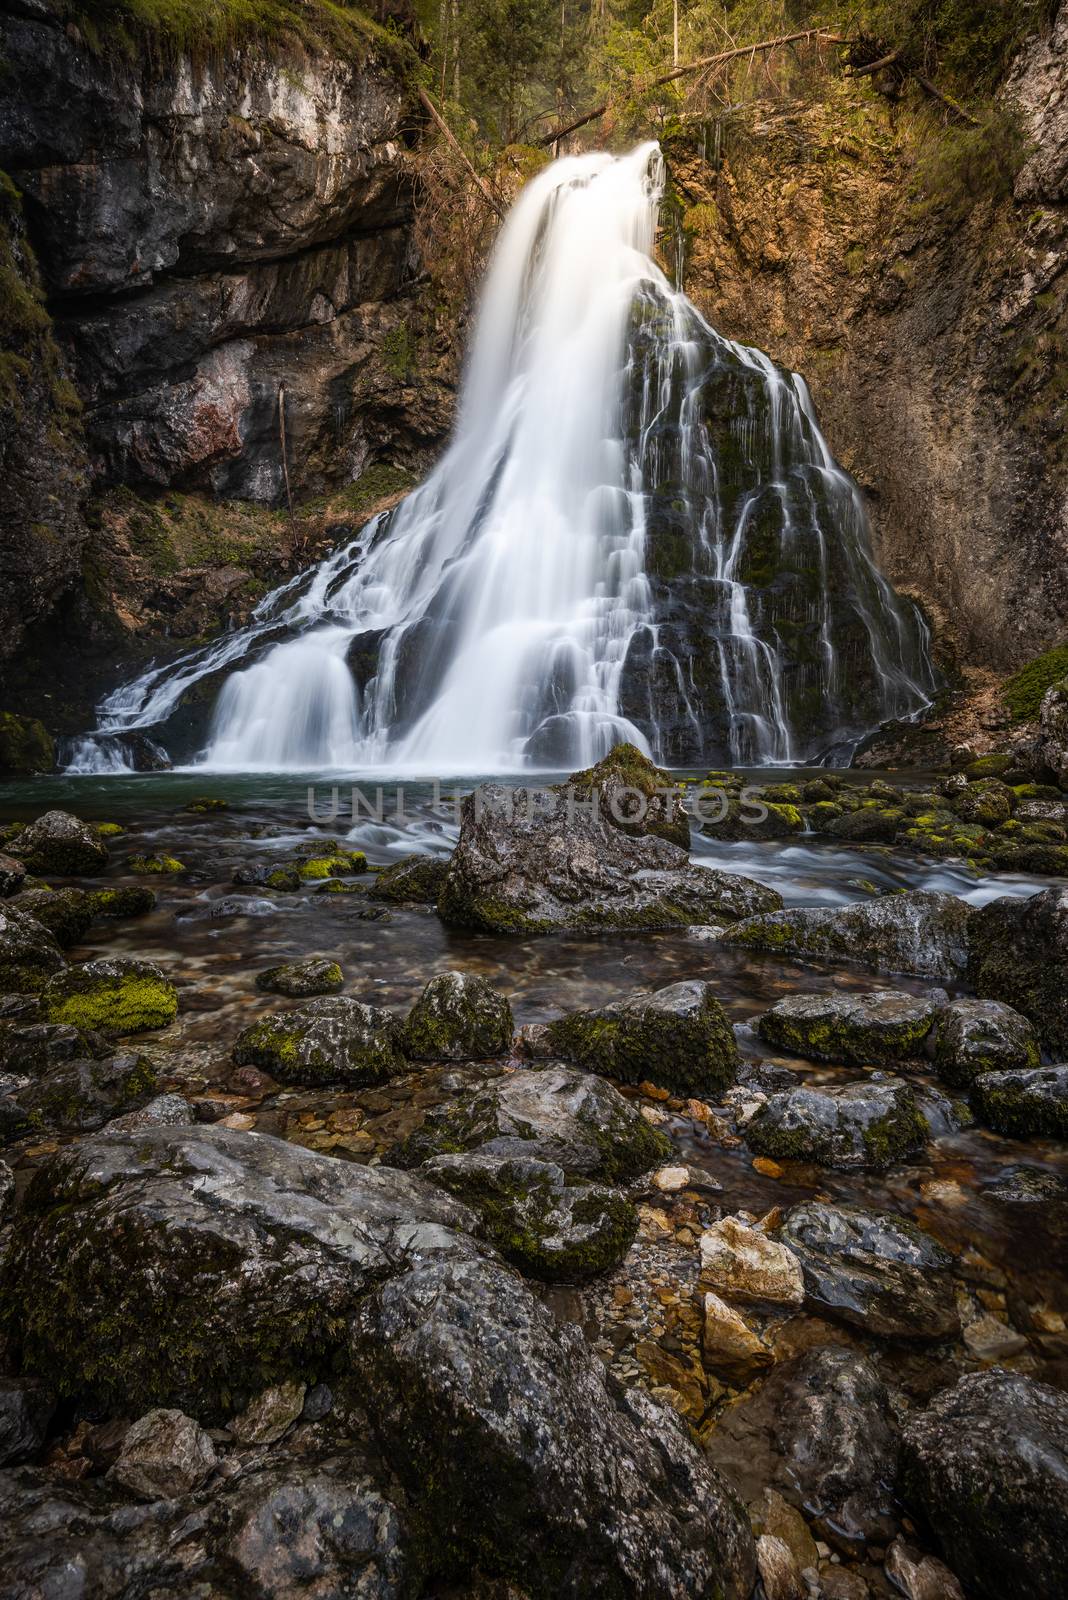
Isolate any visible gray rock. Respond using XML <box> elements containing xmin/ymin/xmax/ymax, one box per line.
<box><xmin>901</xmin><ymin>1370</ymin><xmax>1068</xmax><ymax>1600</ymax></box>
<box><xmin>972</xmin><ymin>1064</ymin><xmax>1068</xmax><ymax>1139</ymax></box>
<box><xmin>0</xmin><ymin>852</ymin><xmax>26</xmax><ymax>897</ymax></box>
<box><xmin>422</xmin><ymin>1152</ymin><xmax>638</xmax><ymax>1281</ymax></box>
<box><xmin>758</xmin><ymin>990</ymin><xmax>939</xmax><ymax>1066</ymax></box>
<box><xmin>967</xmin><ymin>886</ymin><xmax>1068</xmax><ymax>1054</ymax></box>
<box><xmin>105</xmin><ymin>1092</ymin><xmax>194</xmax><ymax>1132</ymax></box>
<box><xmin>780</xmin><ymin>1202</ymin><xmax>960</xmax><ymax>1340</ymax></box>
<box><xmin>11</xmin><ymin>885</ymin><xmax>94</xmax><ymax>946</ymax></box>
<box><xmin>931</xmin><ymin>996</ymin><xmax>1041</xmax><ymax>1087</ymax></box>
<box><xmin>401</xmin><ymin>971</ymin><xmax>514</xmax><ymax>1060</ymax></box>
<box><xmin>1032</xmin><ymin>677</ymin><xmax>1068</xmax><ymax>789</ymax></box>
<box><xmin>722</xmin><ymin>891</ymin><xmax>972</xmax><ymax>981</ymax></box>
<box><xmin>6</xmin><ymin>810</ymin><xmax>108</xmax><ymax>876</ymax></box>
<box><xmin>0</xmin><ymin>904</ymin><xmax>66</xmax><ymax>993</ymax></box>
<box><xmin>8</xmin><ymin>1051</ymin><xmax>160</xmax><ymax>1143</ymax></box>
<box><xmin>0</xmin><ymin>1155</ymin><xmax>12</xmax><ymax>1218</ymax></box>
<box><xmin>885</xmin><ymin>1538</ymin><xmax>965</xmax><ymax>1600</ymax></box>
<box><xmin>254</xmin><ymin>957</ymin><xmax>344</xmax><ymax>997</ymax></box>
<box><xmin>111</xmin><ymin>1407</ymin><xmax>217</xmax><ymax>1500</ymax></box>
<box><xmin>543</xmin><ymin>978</ymin><xmax>740</xmax><ymax>1094</ymax></box>
<box><xmin>981</xmin><ymin>1163</ymin><xmax>1067</xmax><ymax>1205</ymax></box>
<box><xmin>368</xmin><ymin>854</ymin><xmax>450</xmax><ymax>903</ymax></box>
<box><xmin>302</xmin><ymin>1383</ymin><xmax>333</xmax><ymax>1423</ymax></box>
<box><xmin>0</xmin><ymin>1019</ymin><xmax>95</xmax><ymax>1075</ymax></box>
<box><xmin>233</xmin><ymin>996</ymin><xmax>405</xmax><ymax>1087</ymax></box>
<box><xmin>0</xmin><ymin>1377</ymin><xmax>54</xmax><ymax>1466</ymax></box>
<box><xmin>387</xmin><ymin>1063</ymin><xmax>672</xmax><ymax>1182</ymax></box>
<box><xmin>230</xmin><ymin>1380</ymin><xmax>306</xmax><ymax>1446</ymax></box>
<box><xmin>438</xmin><ymin>784</ymin><xmax>781</xmax><ymax>934</ymax></box>
<box><xmin>745</xmin><ymin>1077</ymin><xmax>928</xmax><ymax>1169</ymax></box>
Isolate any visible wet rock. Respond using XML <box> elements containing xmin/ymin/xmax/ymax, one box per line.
<box><xmin>232</xmin><ymin>863</ymin><xmax>303</xmax><ymax>892</ymax></box>
<box><xmin>1032</xmin><ymin>677</ymin><xmax>1068</xmax><ymax>788</ymax></box>
<box><xmin>951</xmin><ymin>778</ymin><xmax>1015</xmax><ymax>827</ymax></box>
<box><xmin>721</xmin><ymin>891</ymin><xmax>972</xmax><ymax>981</ymax></box>
<box><xmin>0</xmin><ymin>1156</ymin><xmax>12</xmax><ymax>1218</ymax></box>
<box><xmin>885</xmin><ymin>1537</ymin><xmax>965</xmax><ymax>1600</ymax></box>
<box><xmin>297</xmin><ymin>852</ymin><xmax>366</xmax><ymax>881</ymax></box>
<box><xmin>351</xmin><ymin>1252</ymin><xmax>756</xmax><ymax>1599</ymax></box>
<box><xmin>105</xmin><ymin>1092</ymin><xmax>193</xmax><ymax>1132</ymax></box>
<box><xmin>12</xmin><ymin>1051</ymin><xmax>160</xmax><ymax>1140</ymax></box>
<box><xmin>387</xmin><ymin>1063</ymin><xmax>671</xmax><ymax>1182</ymax></box>
<box><xmin>230</xmin><ymin>1380</ymin><xmax>306</xmax><ymax>1446</ymax></box>
<box><xmin>421</xmin><ymin>1152</ymin><xmax>637</xmax><ymax>1281</ymax></box>
<box><xmin>780</xmin><ymin>1201</ymin><xmax>960</xmax><ymax>1340</ymax></box>
<box><xmin>755</xmin><ymin>1534</ymin><xmax>806</xmax><ymax>1600</ymax></box>
<box><xmin>198</xmin><ymin>894</ymin><xmax>281</xmax><ymax>919</ymax></box>
<box><xmin>401</xmin><ymin>971</ymin><xmax>514</xmax><ymax>1060</ymax></box>
<box><xmin>7</xmin><ymin>810</ymin><xmax>108</xmax><ymax>876</ymax></box>
<box><xmin>566</xmin><ymin>741</ymin><xmax>690</xmax><ymax>848</ymax></box>
<box><xmin>85</xmin><ymin>884</ymin><xmax>158</xmax><ymax>920</ymax></box>
<box><xmin>758</xmin><ymin>990</ymin><xmax>939</xmax><ymax>1066</ymax></box>
<box><xmin>707</xmin><ymin>1347</ymin><xmax>901</xmax><ymax>1552</ymax></box>
<box><xmin>972</xmin><ymin>1064</ymin><xmax>1068</xmax><ymax>1139</ymax></box>
<box><xmin>0</xmin><ymin>1019</ymin><xmax>95</xmax><ymax>1075</ymax></box>
<box><xmin>931</xmin><ymin>996</ymin><xmax>1041</xmax><ymax>1087</ymax></box>
<box><xmin>0</xmin><ymin>905</ymin><xmax>66</xmax><ymax>992</ymax></box>
<box><xmin>749</xmin><ymin>1487</ymin><xmax>819</xmax><ymax>1574</ymax></box>
<box><xmin>233</xmin><ymin>996</ymin><xmax>405</xmax><ymax>1087</ymax></box>
<box><xmin>110</xmin><ymin>1408</ymin><xmax>217</xmax><ymax>1500</ymax></box>
<box><xmin>42</xmin><ymin>957</ymin><xmax>178</xmax><ymax>1036</ymax></box>
<box><xmin>368</xmin><ymin>853</ymin><xmax>450</xmax><ymax>903</ymax></box>
<box><xmin>128</xmin><ymin>853</ymin><xmax>186</xmax><ymax>875</ymax></box>
<box><xmin>12</xmin><ymin>885</ymin><xmax>94</xmax><ymax>947</ymax></box>
<box><xmin>901</xmin><ymin>1370</ymin><xmax>1068</xmax><ymax>1600</ymax></box>
<box><xmin>702</xmin><ymin>1291</ymin><xmax>775</xmax><ymax>1384</ymax></box>
<box><xmin>967</xmin><ymin>886</ymin><xmax>1068</xmax><ymax>1054</ymax></box>
<box><xmin>0</xmin><ymin>1378</ymin><xmax>54</xmax><ymax>1466</ymax></box>
<box><xmin>0</xmin><ymin>853</ymin><xmax>26</xmax><ymax>897</ymax></box>
<box><xmin>438</xmin><ymin>784</ymin><xmax>781</xmax><ymax>934</ymax></box>
<box><xmin>981</xmin><ymin>1163</ymin><xmax>1067</xmax><ymax>1204</ymax></box>
<box><xmin>745</xmin><ymin>1077</ymin><xmax>928</xmax><ymax>1169</ymax></box>
<box><xmin>254</xmin><ymin>956</ymin><xmax>343</xmax><ymax>997</ymax></box>
<box><xmin>699</xmin><ymin>1214</ymin><xmax>804</xmax><ymax>1306</ymax></box>
<box><xmin>543</xmin><ymin>978</ymin><xmax>739</xmax><ymax>1095</ymax></box>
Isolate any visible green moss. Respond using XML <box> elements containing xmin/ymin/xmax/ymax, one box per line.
<box><xmin>0</xmin><ymin>712</ymin><xmax>55</xmax><ymax>775</ymax></box>
<box><xmin>1003</xmin><ymin>645</ymin><xmax>1068</xmax><ymax>721</ymax></box>
<box><xmin>128</xmin><ymin>853</ymin><xmax>185</xmax><ymax>875</ymax></box>
<box><xmin>44</xmin><ymin>968</ymin><xmax>178</xmax><ymax>1036</ymax></box>
<box><xmin>85</xmin><ymin>886</ymin><xmax>157</xmax><ymax>918</ymax></box>
<box><xmin>94</xmin><ymin>822</ymin><xmax>125</xmax><ymax>838</ymax></box>
<box><xmin>861</xmin><ymin>1102</ymin><xmax>928</xmax><ymax>1166</ymax></box>
<box><xmin>297</xmin><ymin>855</ymin><xmax>358</xmax><ymax>880</ymax></box>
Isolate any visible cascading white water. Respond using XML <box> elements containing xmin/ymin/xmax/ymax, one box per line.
<box><xmin>68</xmin><ymin>141</ymin><xmax>935</xmax><ymax>775</ymax></box>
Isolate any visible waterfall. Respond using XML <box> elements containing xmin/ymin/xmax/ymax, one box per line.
<box><xmin>69</xmin><ymin>141</ymin><xmax>935</xmax><ymax>775</ymax></box>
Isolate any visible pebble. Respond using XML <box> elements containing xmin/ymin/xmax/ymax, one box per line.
<box><xmin>753</xmin><ymin>1156</ymin><xmax>784</xmax><ymax>1178</ymax></box>
<box><xmin>652</xmin><ymin>1165</ymin><xmax>690</xmax><ymax>1192</ymax></box>
<box><xmin>699</xmin><ymin>1215</ymin><xmax>804</xmax><ymax>1306</ymax></box>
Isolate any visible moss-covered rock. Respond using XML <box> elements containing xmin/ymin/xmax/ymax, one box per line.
<box><xmin>12</xmin><ymin>887</ymin><xmax>93</xmax><ymax>947</ymax></box>
<box><xmin>0</xmin><ymin>852</ymin><xmax>27</xmax><ymax>898</ymax></box>
<box><xmin>951</xmin><ymin>778</ymin><xmax>1015</xmax><ymax>827</ymax></box>
<box><xmin>7</xmin><ymin>811</ymin><xmax>108</xmax><ymax>876</ymax></box>
<box><xmin>401</xmin><ymin>971</ymin><xmax>513</xmax><ymax>1061</ymax></box>
<box><xmin>0</xmin><ymin>713</ymin><xmax>54</xmax><ymax>775</ymax></box>
<box><xmin>254</xmin><ymin>957</ymin><xmax>343</xmax><ymax>998</ymax></box>
<box><xmin>0</xmin><ymin>905</ymin><xmax>66</xmax><ymax>992</ymax></box>
<box><xmin>95</xmin><ymin>823</ymin><xmax>125</xmax><ymax>839</ymax></box>
<box><xmin>932</xmin><ymin>997</ymin><xmax>1041</xmax><ymax>1088</ymax></box>
<box><xmin>232</xmin><ymin>864</ymin><xmax>303</xmax><ymax>892</ymax></box>
<box><xmin>722</xmin><ymin>891</ymin><xmax>972</xmax><ymax>981</ymax></box>
<box><xmin>14</xmin><ymin>1050</ymin><xmax>159</xmax><ymax>1140</ymax></box>
<box><xmin>84</xmin><ymin>885</ymin><xmax>157</xmax><ymax>919</ymax></box>
<box><xmin>757</xmin><ymin>990</ymin><xmax>939</xmax><ymax>1067</ymax></box>
<box><xmin>185</xmin><ymin>797</ymin><xmax>228</xmax><ymax>813</ymax></box>
<box><xmin>422</xmin><ymin>1152</ymin><xmax>637</xmax><ymax>1282</ymax></box>
<box><xmin>826</xmin><ymin>807</ymin><xmax>903</xmax><ymax>843</ymax></box>
<box><xmin>128</xmin><ymin>854</ymin><xmax>186</xmax><ymax>875</ymax></box>
<box><xmin>565</xmin><ymin>742</ymin><xmax>690</xmax><ymax>848</ymax></box>
<box><xmin>368</xmin><ymin>853</ymin><xmax>449</xmax><ymax>904</ymax></box>
<box><xmin>972</xmin><ymin>1066</ymin><xmax>1068</xmax><ymax>1140</ymax></box>
<box><xmin>42</xmin><ymin>958</ymin><xmax>178</xmax><ymax>1036</ymax></box>
<box><xmin>232</xmin><ymin>996</ymin><xmax>404</xmax><ymax>1087</ymax></box>
<box><xmin>964</xmin><ymin>753</ymin><xmax>1013</xmax><ymax>779</ymax></box>
<box><xmin>297</xmin><ymin>855</ymin><xmax>363</xmax><ymax>881</ymax></box>
<box><xmin>543</xmin><ymin>979</ymin><xmax>738</xmax><ymax>1095</ymax></box>
<box><xmin>745</xmin><ymin>1078</ymin><xmax>928</xmax><ymax>1169</ymax></box>
<box><xmin>967</xmin><ymin>887</ymin><xmax>1068</xmax><ymax>1055</ymax></box>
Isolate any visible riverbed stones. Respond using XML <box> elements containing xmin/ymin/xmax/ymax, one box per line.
<box><xmin>745</xmin><ymin>1077</ymin><xmax>928</xmax><ymax>1169</ymax></box>
<box><xmin>780</xmin><ymin>1202</ymin><xmax>960</xmax><ymax>1340</ymax></box>
<box><xmin>967</xmin><ymin>886</ymin><xmax>1068</xmax><ymax>1053</ymax></box>
<box><xmin>368</xmin><ymin>853</ymin><xmax>450</xmax><ymax>903</ymax></box>
<box><xmin>110</xmin><ymin>1408</ymin><xmax>217</xmax><ymax>1500</ymax></box>
<box><xmin>7</xmin><ymin>810</ymin><xmax>109</xmax><ymax>876</ymax></box>
<box><xmin>698</xmin><ymin>1214</ymin><xmax>804</xmax><ymax>1306</ymax></box>
<box><xmin>254</xmin><ymin>956</ymin><xmax>344</xmax><ymax>997</ymax></box>
<box><xmin>400</xmin><ymin>971</ymin><xmax>513</xmax><ymax>1060</ymax></box>
<box><xmin>900</xmin><ymin>1370</ymin><xmax>1068</xmax><ymax>1600</ymax></box>
<box><xmin>721</xmin><ymin>891</ymin><xmax>972</xmax><ymax>981</ymax></box>
<box><xmin>421</xmin><ymin>1152</ymin><xmax>637</xmax><ymax>1281</ymax></box>
<box><xmin>233</xmin><ymin>996</ymin><xmax>405</xmax><ymax>1087</ymax></box>
<box><xmin>438</xmin><ymin>783</ymin><xmax>781</xmax><ymax>934</ymax></box>
<box><xmin>758</xmin><ymin>990</ymin><xmax>939</xmax><ymax>1066</ymax></box>
<box><xmin>543</xmin><ymin>979</ymin><xmax>739</xmax><ymax>1094</ymax></box>
<box><xmin>0</xmin><ymin>905</ymin><xmax>65</xmax><ymax>992</ymax></box>
<box><xmin>931</xmin><ymin>996</ymin><xmax>1041</xmax><ymax>1086</ymax></box>
<box><xmin>0</xmin><ymin>1379</ymin><xmax>54</xmax><ymax>1467</ymax></box>
<box><xmin>702</xmin><ymin>1291</ymin><xmax>775</xmax><ymax>1384</ymax></box>
<box><xmin>972</xmin><ymin>1064</ymin><xmax>1068</xmax><ymax>1138</ymax></box>
<box><xmin>388</xmin><ymin>1064</ymin><xmax>671</xmax><ymax>1181</ymax></box>
<box><xmin>42</xmin><ymin>957</ymin><xmax>178</xmax><ymax>1036</ymax></box>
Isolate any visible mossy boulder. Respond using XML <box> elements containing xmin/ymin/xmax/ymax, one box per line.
<box><xmin>254</xmin><ymin>958</ymin><xmax>343</xmax><ymax>998</ymax></box>
<box><xmin>0</xmin><ymin>1020</ymin><xmax>96</xmax><ymax>1077</ymax></box>
<box><xmin>0</xmin><ymin>713</ymin><xmax>54</xmax><ymax>774</ymax></box>
<box><xmin>757</xmin><ymin>990</ymin><xmax>939</xmax><ymax>1067</ymax></box>
<box><xmin>232</xmin><ymin>996</ymin><xmax>404</xmax><ymax>1087</ymax></box>
<box><xmin>128</xmin><ymin>854</ymin><xmax>186</xmax><ymax>875</ymax></box>
<box><xmin>368</xmin><ymin>854</ymin><xmax>450</xmax><ymax>904</ymax></box>
<box><xmin>185</xmin><ymin>797</ymin><xmax>228</xmax><ymax>813</ymax></box>
<box><xmin>13</xmin><ymin>1050</ymin><xmax>159</xmax><ymax>1140</ymax></box>
<box><xmin>745</xmin><ymin>1077</ymin><xmax>928</xmax><ymax>1169</ymax></box>
<box><xmin>826</xmin><ymin>807</ymin><xmax>903</xmax><ymax>844</ymax></box>
<box><xmin>0</xmin><ymin>853</ymin><xmax>27</xmax><ymax>898</ymax></box>
<box><xmin>401</xmin><ymin>972</ymin><xmax>513</xmax><ymax>1061</ymax></box>
<box><xmin>297</xmin><ymin>854</ymin><xmax>365</xmax><ymax>881</ymax></box>
<box><xmin>565</xmin><ymin>742</ymin><xmax>690</xmax><ymax>848</ymax></box>
<box><xmin>95</xmin><ymin>823</ymin><xmax>125</xmax><ymax>838</ymax></box>
<box><xmin>388</xmin><ymin>1064</ymin><xmax>671</xmax><ymax>1183</ymax></box>
<box><xmin>233</xmin><ymin>864</ymin><xmax>303</xmax><ymax>892</ymax></box>
<box><xmin>951</xmin><ymin>778</ymin><xmax>1015</xmax><ymax>827</ymax></box>
<box><xmin>0</xmin><ymin>906</ymin><xmax>66</xmax><ymax>992</ymax></box>
<box><xmin>543</xmin><ymin>979</ymin><xmax>738</xmax><ymax>1095</ymax></box>
<box><xmin>422</xmin><ymin>1152</ymin><xmax>638</xmax><ymax>1282</ymax></box>
<box><xmin>972</xmin><ymin>1066</ymin><xmax>1068</xmax><ymax>1140</ymax></box>
<box><xmin>42</xmin><ymin>958</ymin><xmax>178</xmax><ymax>1037</ymax></box>
<box><xmin>967</xmin><ymin>887</ymin><xmax>1068</xmax><ymax>1054</ymax></box>
<box><xmin>721</xmin><ymin>891</ymin><xmax>973</xmax><ymax>981</ymax></box>
<box><xmin>7</xmin><ymin>811</ymin><xmax>108</xmax><ymax>876</ymax></box>
<box><xmin>84</xmin><ymin>886</ymin><xmax>157</xmax><ymax>919</ymax></box>
<box><xmin>932</xmin><ymin>997</ymin><xmax>1041</xmax><ymax>1088</ymax></box>
<box><xmin>12</xmin><ymin>887</ymin><xmax>93</xmax><ymax>947</ymax></box>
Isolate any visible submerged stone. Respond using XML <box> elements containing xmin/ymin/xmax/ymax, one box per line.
<box><xmin>233</xmin><ymin>996</ymin><xmax>404</xmax><ymax>1087</ymax></box>
<box><xmin>932</xmin><ymin>996</ymin><xmax>1040</xmax><ymax>1087</ymax></box>
<box><xmin>757</xmin><ymin>989</ymin><xmax>939</xmax><ymax>1066</ymax></box>
<box><xmin>401</xmin><ymin>971</ymin><xmax>513</xmax><ymax>1060</ymax></box>
<box><xmin>972</xmin><ymin>1065</ymin><xmax>1068</xmax><ymax>1139</ymax></box>
<box><xmin>721</xmin><ymin>891</ymin><xmax>972</xmax><ymax>981</ymax></box>
<box><xmin>745</xmin><ymin>1077</ymin><xmax>928</xmax><ymax>1169</ymax></box>
<box><xmin>7</xmin><ymin>810</ymin><xmax>108</xmax><ymax>876</ymax></box>
<box><xmin>543</xmin><ymin>978</ymin><xmax>739</xmax><ymax>1094</ymax></box>
<box><xmin>42</xmin><ymin>958</ymin><xmax>178</xmax><ymax>1037</ymax></box>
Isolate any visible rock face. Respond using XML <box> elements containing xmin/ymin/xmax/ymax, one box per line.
<box><xmin>758</xmin><ymin>990</ymin><xmax>939</xmax><ymax>1066</ymax></box>
<box><xmin>932</xmin><ymin>996</ymin><xmax>1041</xmax><ymax>1086</ymax></box>
<box><xmin>438</xmin><ymin>785</ymin><xmax>781</xmax><ymax>934</ymax></box>
<box><xmin>543</xmin><ymin>979</ymin><xmax>739</xmax><ymax>1094</ymax></box>
<box><xmin>401</xmin><ymin>971</ymin><xmax>514</xmax><ymax>1060</ymax></box>
<box><xmin>388</xmin><ymin>1064</ymin><xmax>671</xmax><ymax>1181</ymax></box>
<box><xmin>722</xmin><ymin>892</ymin><xmax>972</xmax><ymax>981</ymax></box>
<box><xmin>233</xmin><ymin>996</ymin><xmax>405</xmax><ymax>1086</ymax></box>
<box><xmin>746</xmin><ymin>1077</ymin><xmax>928</xmax><ymax>1169</ymax></box>
<box><xmin>780</xmin><ymin>1201</ymin><xmax>960</xmax><ymax>1340</ymax></box>
<box><xmin>967</xmin><ymin>887</ymin><xmax>1068</xmax><ymax>1055</ymax></box>
<box><xmin>901</xmin><ymin>1370</ymin><xmax>1068</xmax><ymax>1600</ymax></box>
<box><xmin>972</xmin><ymin>1065</ymin><xmax>1068</xmax><ymax>1139</ymax></box>
<box><xmin>0</xmin><ymin>1378</ymin><xmax>55</xmax><ymax>1467</ymax></box>
<box><xmin>7</xmin><ymin>810</ymin><xmax>108</xmax><ymax>876</ymax></box>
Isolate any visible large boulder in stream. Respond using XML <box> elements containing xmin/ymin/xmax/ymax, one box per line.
<box><xmin>901</xmin><ymin>1371</ymin><xmax>1068</xmax><ymax>1600</ymax></box>
<box><xmin>745</xmin><ymin>1077</ymin><xmax>928</xmax><ymax>1169</ymax></box>
<box><xmin>931</xmin><ymin>996</ymin><xmax>1041</xmax><ymax>1086</ymax></box>
<box><xmin>438</xmin><ymin>783</ymin><xmax>780</xmax><ymax>934</ymax></box>
<box><xmin>233</xmin><ymin>996</ymin><xmax>405</xmax><ymax>1086</ymax></box>
<box><xmin>543</xmin><ymin>978</ymin><xmax>739</xmax><ymax>1094</ymax></box>
<box><xmin>400</xmin><ymin>971</ymin><xmax>514</xmax><ymax>1060</ymax></box>
<box><xmin>6</xmin><ymin>810</ymin><xmax>109</xmax><ymax>876</ymax></box>
<box><xmin>721</xmin><ymin>890</ymin><xmax>972</xmax><ymax>981</ymax></box>
<box><xmin>0</xmin><ymin>1124</ymin><xmax>755</xmax><ymax>1598</ymax></box>
<box><xmin>757</xmin><ymin>989</ymin><xmax>940</xmax><ymax>1066</ymax></box>
<box><xmin>966</xmin><ymin>886</ymin><xmax>1068</xmax><ymax>1055</ymax></box>
<box><xmin>972</xmin><ymin>1064</ymin><xmax>1068</xmax><ymax>1139</ymax></box>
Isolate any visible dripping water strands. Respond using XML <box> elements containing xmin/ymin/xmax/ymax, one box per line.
<box><xmin>67</xmin><ymin>141</ymin><xmax>936</xmax><ymax>776</ymax></box>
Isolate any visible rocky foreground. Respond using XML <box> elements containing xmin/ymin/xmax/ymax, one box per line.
<box><xmin>0</xmin><ymin>751</ymin><xmax>1066</xmax><ymax>1599</ymax></box>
